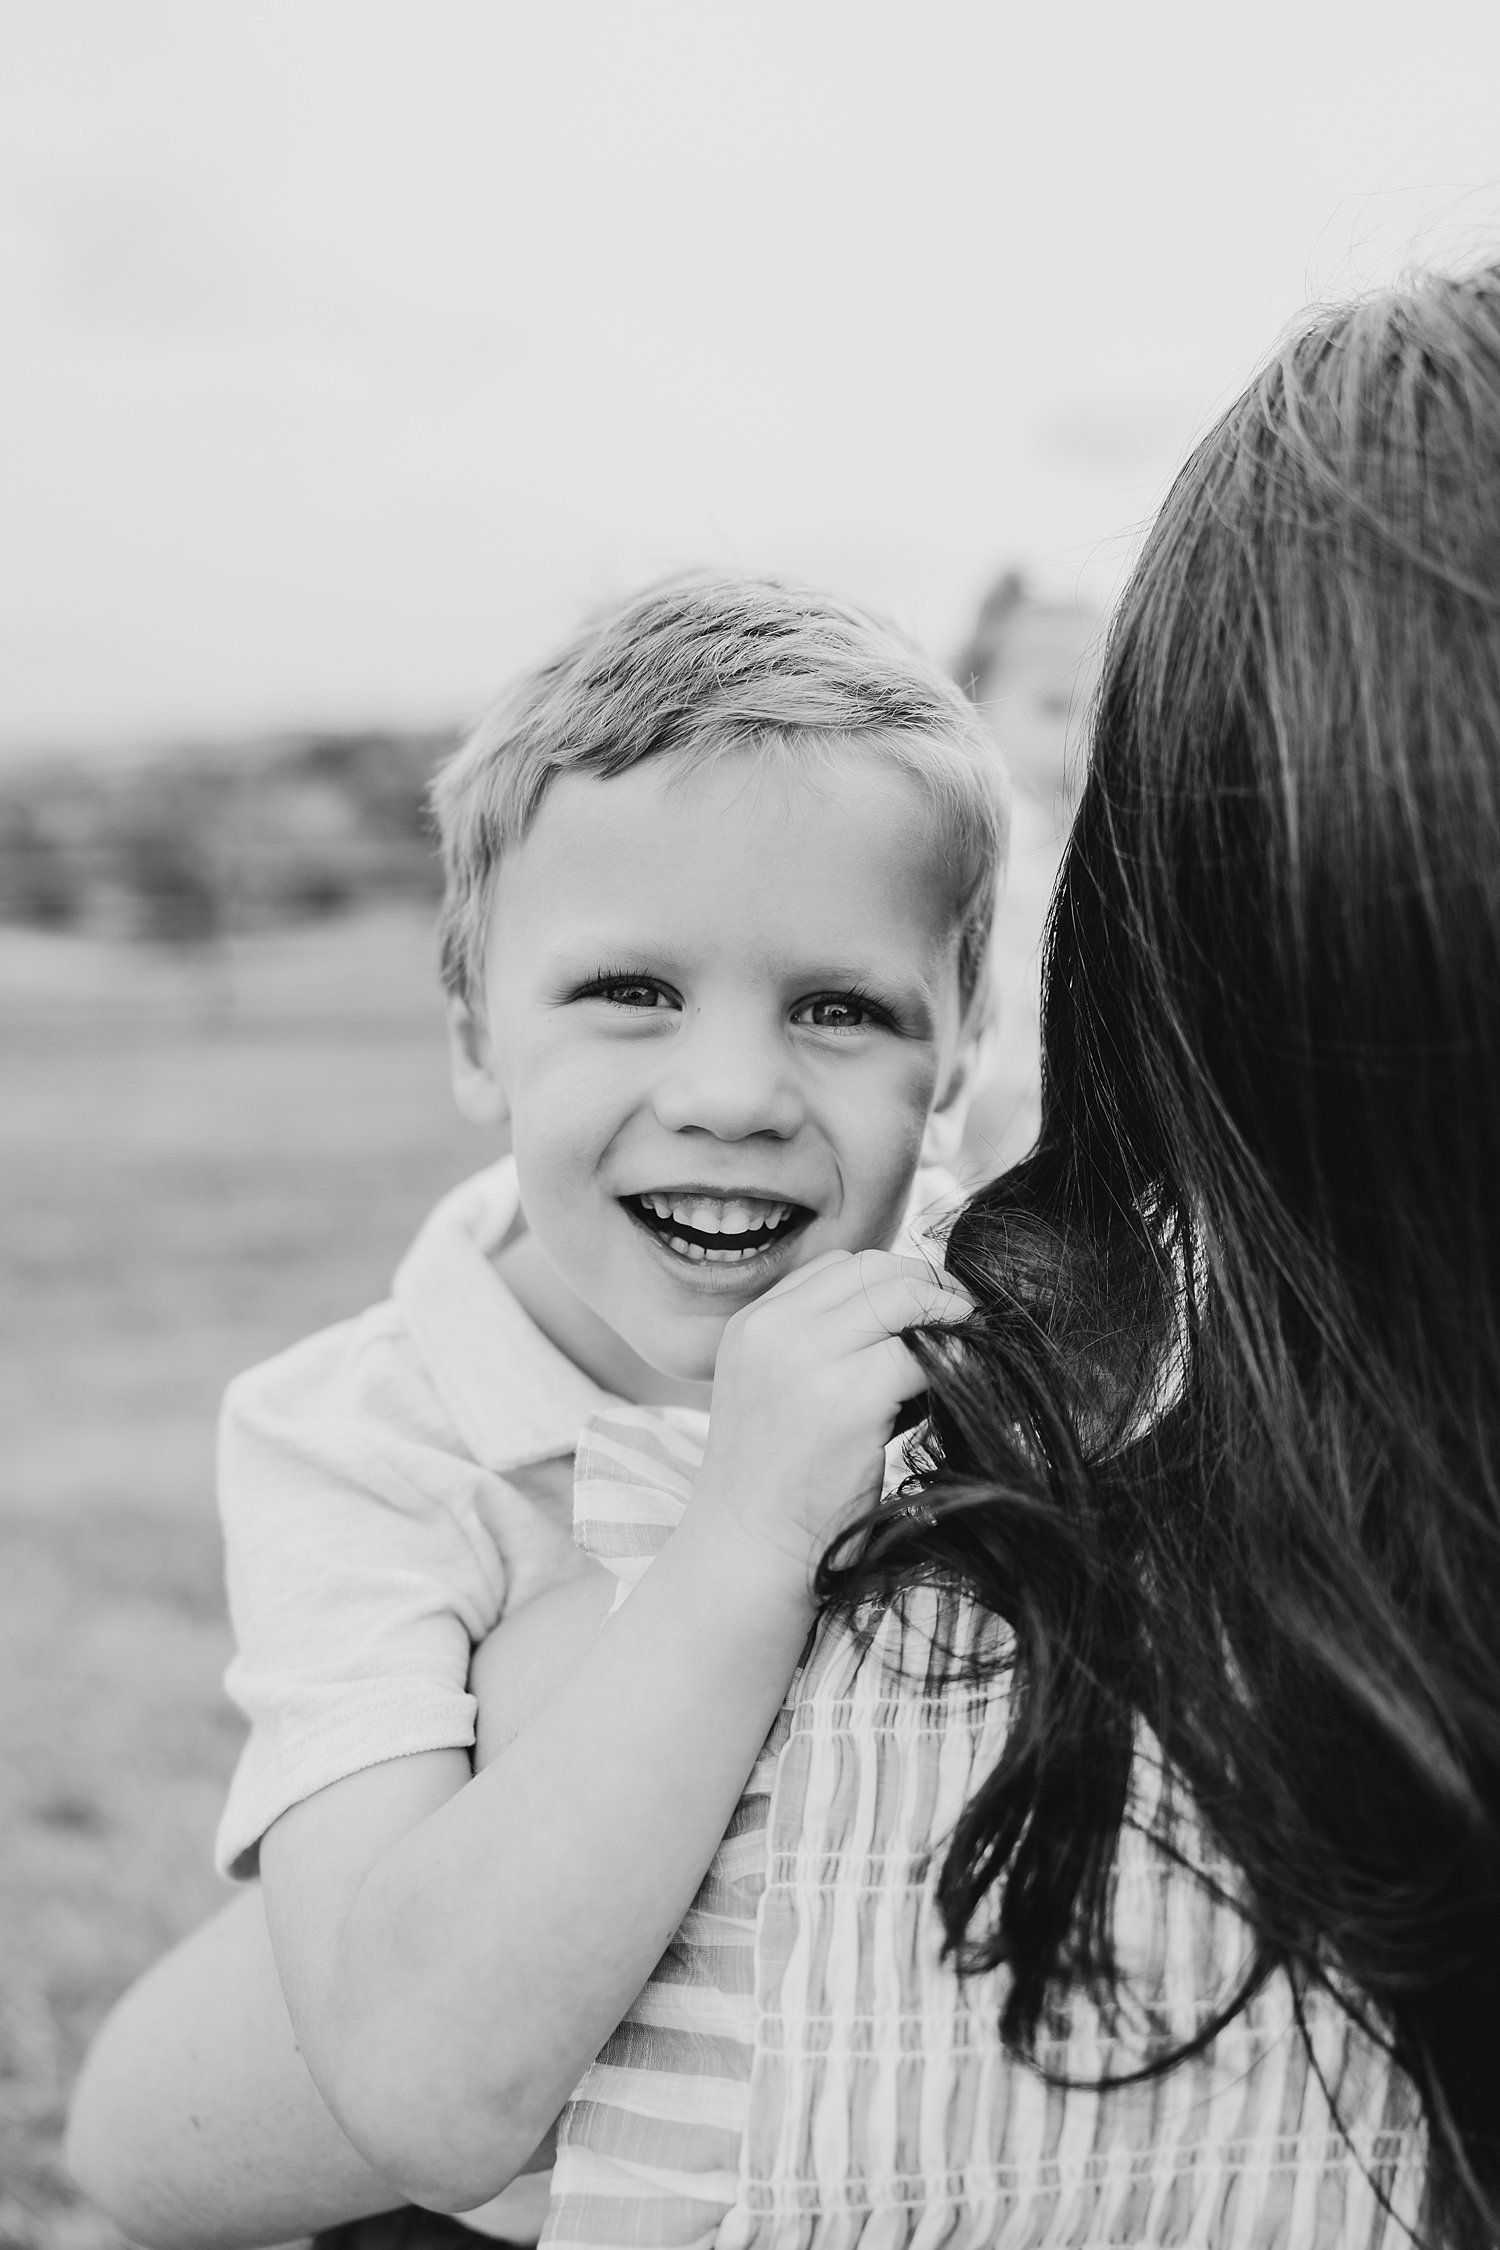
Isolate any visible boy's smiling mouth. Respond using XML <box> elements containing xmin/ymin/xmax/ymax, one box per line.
<box><xmin>624</xmin><ymin>1190</ymin><xmax>813</xmax><ymax>1267</ymax></box>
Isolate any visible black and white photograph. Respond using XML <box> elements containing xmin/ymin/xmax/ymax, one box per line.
<box><xmin>5</xmin><ymin>6</ymin><xmax>1500</xmax><ymax>2246</ymax></box>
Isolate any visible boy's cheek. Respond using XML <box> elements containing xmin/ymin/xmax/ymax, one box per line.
<box><xmin>843</xmin><ymin>1090</ymin><xmax>932</xmax><ymax>1216</ymax></box>
<box><xmin>509</xmin><ymin>1098</ymin><xmax>606</xmax><ymax>1216</ymax></box>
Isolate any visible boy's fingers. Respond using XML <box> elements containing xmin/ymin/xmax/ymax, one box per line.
<box><xmin>854</xmin><ymin>1250</ymin><xmax>972</xmax><ymax>1315</ymax></box>
<box><xmin>865</xmin><ymin>1332</ymin><xmax>933</xmax><ymax>1403</ymax></box>
<box><xmin>815</xmin><ymin>1333</ymin><xmax>931</xmax><ymax>1418</ymax></box>
<box><xmin>761</xmin><ymin>1247</ymin><xmax>970</xmax><ymax>1323</ymax></box>
<box><xmin>750</xmin><ymin>1248</ymin><xmax>858</xmax><ymax>1304</ymax></box>
<box><xmin>829</xmin><ymin>1252</ymin><xmax>973</xmax><ymax>1330</ymax></box>
<box><xmin>842</xmin><ymin>1274</ymin><xmax>972</xmax><ymax>1342</ymax></box>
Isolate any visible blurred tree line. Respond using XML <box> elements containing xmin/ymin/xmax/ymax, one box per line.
<box><xmin>0</xmin><ymin>730</ymin><xmax>453</xmax><ymax>947</ymax></box>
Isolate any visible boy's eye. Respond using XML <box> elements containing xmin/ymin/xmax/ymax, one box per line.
<box><xmin>582</xmin><ymin>974</ymin><xmax>676</xmax><ymax>1011</ymax></box>
<box><xmin>794</xmin><ymin>993</ymin><xmax>883</xmax><ymax>1032</ymax></box>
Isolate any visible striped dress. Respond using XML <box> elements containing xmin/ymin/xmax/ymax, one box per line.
<box><xmin>542</xmin><ymin>1409</ymin><xmax>1425</xmax><ymax>2250</ymax></box>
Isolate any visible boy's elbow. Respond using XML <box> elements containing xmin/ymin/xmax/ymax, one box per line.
<box><xmin>312</xmin><ymin>1989</ymin><xmax>550</xmax><ymax>2214</ymax></box>
<box><xmin>308</xmin><ymin>1915</ymin><xmax>560</xmax><ymax>2213</ymax></box>
<box><xmin>323</xmin><ymin>2036</ymin><xmax>542</xmax><ymax>2216</ymax></box>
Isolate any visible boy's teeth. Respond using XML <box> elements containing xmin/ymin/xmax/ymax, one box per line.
<box><xmin>721</xmin><ymin>1197</ymin><xmax>783</xmax><ymax>1234</ymax></box>
<box><xmin>666</xmin><ymin>1235</ymin><xmax>758</xmax><ymax>1264</ymax></box>
<box><xmin>647</xmin><ymin>1193</ymin><xmax>790</xmax><ymax>1236</ymax></box>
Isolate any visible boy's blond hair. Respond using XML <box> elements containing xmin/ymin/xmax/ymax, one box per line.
<box><xmin>431</xmin><ymin>573</ymin><xmax>1009</xmax><ymax>1013</ymax></box>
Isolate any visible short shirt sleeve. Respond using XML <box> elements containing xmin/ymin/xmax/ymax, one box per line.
<box><xmin>215</xmin><ymin>1303</ymin><xmax>539</xmax><ymax>1878</ymax></box>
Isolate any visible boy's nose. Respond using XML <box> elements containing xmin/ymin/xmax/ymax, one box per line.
<box><xmin>650</xmin><ymin>1019</ymin><xmax>804</xmax><ymax>1141</ymax></box>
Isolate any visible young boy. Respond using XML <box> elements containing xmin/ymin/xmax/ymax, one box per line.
<box><xmin>68</xmin><ymin>573</ymin><xmax>1005</xmax><ymax>2246</ymax></box>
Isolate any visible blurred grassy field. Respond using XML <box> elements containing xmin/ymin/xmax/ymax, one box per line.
<box><xmin>0</xmin><ymin>909</ymin><xmax>491</xmax><ymax>2250</ymax></box>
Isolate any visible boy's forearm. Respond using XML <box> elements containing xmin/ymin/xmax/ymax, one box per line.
<box><xmin>263</xmin><ymin>1510</ymin><xmax>815</xmax><ymax>2212</ymax></box>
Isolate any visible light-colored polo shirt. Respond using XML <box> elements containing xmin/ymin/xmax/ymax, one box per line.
<box><xmin>215</xmin><ymin>1156</ymin><xmax>617</xmax><ymax>1881</ymax></box>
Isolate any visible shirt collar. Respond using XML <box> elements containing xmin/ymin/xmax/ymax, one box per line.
<box><xmin>391</xmin><ymin>1157</ymin><xmax>618</xmax><ymax>1472</ymax></box>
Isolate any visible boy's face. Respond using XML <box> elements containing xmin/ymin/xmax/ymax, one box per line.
<box><xmin>452</xmin><ymin>747</ymin><xmax>973</xmax><ymax>1385</ymax></box>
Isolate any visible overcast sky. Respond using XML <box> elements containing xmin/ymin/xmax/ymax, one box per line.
<box><xmin>3</xmin><ymin>0</ymin><xmax>1498</xmax><ymax>758</ymax></box>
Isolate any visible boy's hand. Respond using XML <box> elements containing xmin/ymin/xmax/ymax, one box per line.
<box><xmin>694</xmin><ymin>1248</ymin><xmax>971</xmax><ymax>1585</ymax></box>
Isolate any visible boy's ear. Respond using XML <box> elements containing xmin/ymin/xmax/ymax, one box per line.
<box><xmin>921</xmin><ymin>1015</ymin><xmax>990</xmax><ymax>1175</ymax></box>
<box><xmin>447</xmin><ymin>995</ymin><xmax>511</xmax><ymax>1130</ymax></box>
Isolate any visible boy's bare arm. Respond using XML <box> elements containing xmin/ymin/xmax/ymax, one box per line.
<box><xmin>65</xmin><ymin>1575</ymin><xmax>609</xmax><ymax>2250</ymax></box>
<box><xmin>262</xmin><ymin>1506</ymin><xmax>816</xmax><ymax>2211</ymax></box>
<box><xmin>258</xmin><ymin>1251</ymin><xmax>967</xmax><ymax>2215</ymax></box>
<box><xmin>66</xmin><ymin>1885</ymin><xmax>398</xmax><ymax>2250</ymax></box>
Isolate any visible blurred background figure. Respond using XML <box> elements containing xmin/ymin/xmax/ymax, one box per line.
<box><xmin>953</xmin><ymin>573</ymin><xmax>1102</xmax><ymax>1180</ymax></box>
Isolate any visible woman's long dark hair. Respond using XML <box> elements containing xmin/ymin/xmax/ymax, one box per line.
<box><xmin>823</xmin><ymin>264</ymin><xmax>1500</xmax><ymax>2242</ymax></box>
